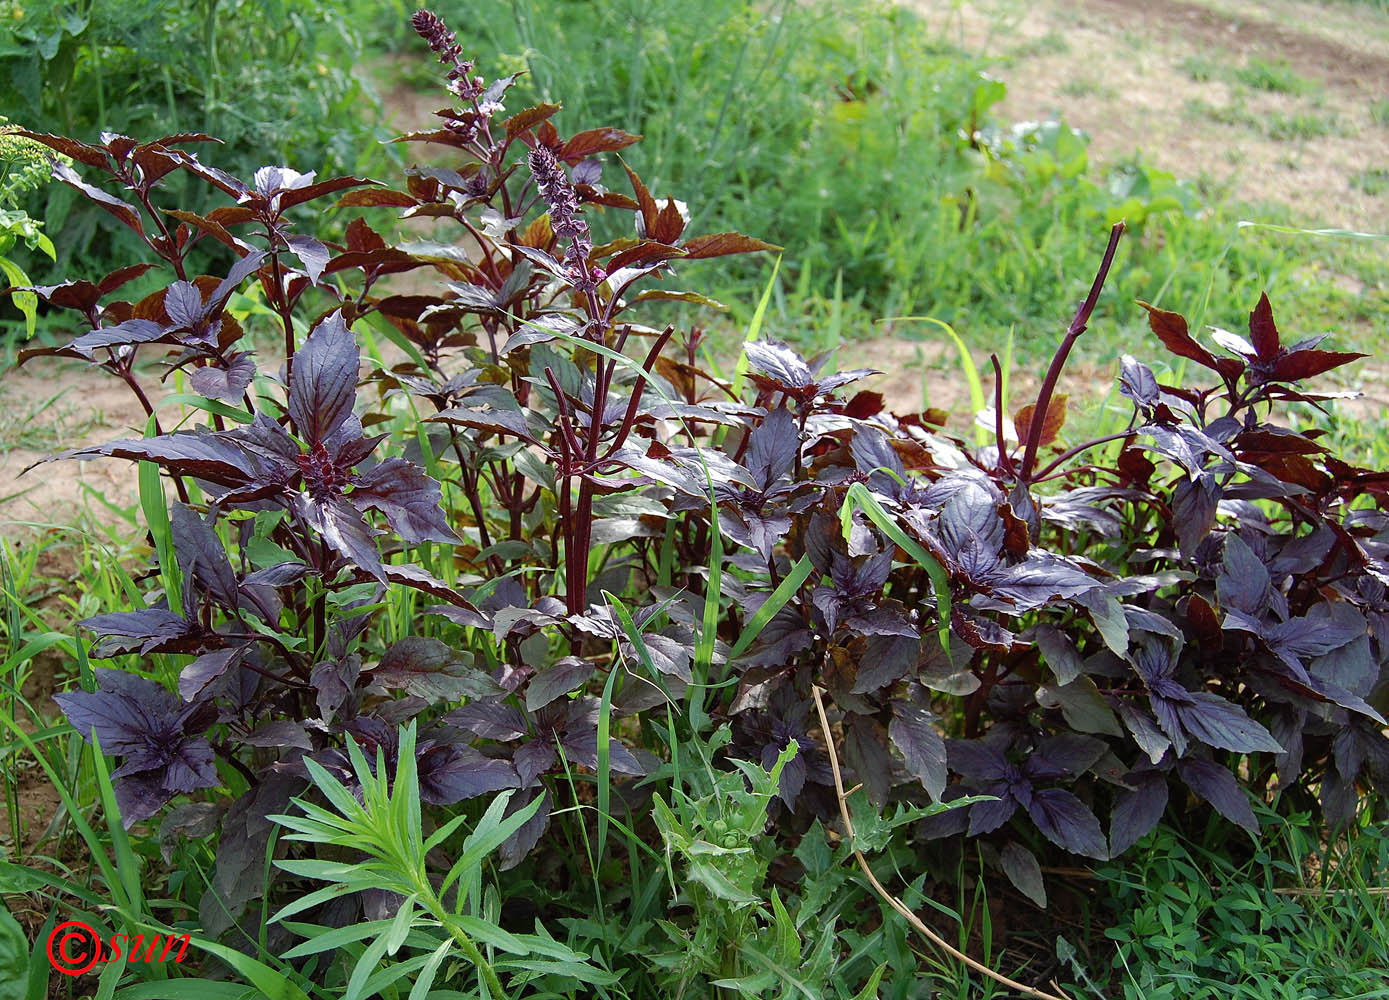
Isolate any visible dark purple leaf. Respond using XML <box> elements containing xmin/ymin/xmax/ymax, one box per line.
<box><xmin>946</xmin><ymin>739</ymin><xmax>1008</xmax><ymax>780</ymax></box>
<box><xmin>1109</xmin><ymin>771</ymin><xmax>1168</xmax><ymax>855</ymax></box>
<box><xmin>199</xmin><ymin>773</ymin><xmax>304</xmax><ymax>938</ymax></box>
<box><xmin>429</xmin><ymin>405</ymin><xmax>538</xmax><ymax>443</ymax></box>
<box><xmin>381</xmin><ymin>565</ymin><xmax>487</xmax><ymax>626</ymax></box>
<box><xmin>514</xmin><ymin>740</ymin><xmax>557</xmax><ymax>788</ymax></box>
<box><xmin>999</xmin><ymin>841</ymin><xmax>1046</xmax><ymax>907</ymax></box>
<box><xmin>54</xmin><ymin>669</ymin><xmax>219</xmax><ymax>828</ymax></box>
<box><xmin>242</xmin><ymin>720</ymin><xmax>312</xmax><ymax>750</ymax></box>
<box><xmin>498</xmin><ymin>789</ymin><xmax>551</xmax><ymax>870</ymax></box>
<box><xmin>559</xmin><ymin>729</ymin><xmax>645</xmax><ymax>775</ymax></box>
<box><xmin>1025</xmin><ymin>787</ymin><xmax>1108</xmax><ymax>859</ymax></box>
<box><xmin>633</xmin><ymin>633</ymin><xmax>693</xmax><ymax>682</ymax></box>
<box><xmin>1171</xmin><ymin>473</ymin><xmax>1219</xmax><ymax>558</ymax></box>
<box><xmin>745</xmin><ymin>405</ymin><xmax>798</xmax><ymax>488</ymax></box>
<box><xmin>1175</xmin><ymin>690</ymin><xmax>1282</xmax><ymax>754</ymax></box>
<box><xmin>372</xmin><ymin>638</ymin><xmax>503</xmax><ymax>701</ymax></box>
<box><xmin>1118</xmin><ymin>354</ymin><xmax>1159</xmax><ymax>409</ymax></box>
<box><xmin>179</xmin><ymin>647</ymin><xmax>244</xmax><ymax>701</ymax></box>
<box><xmin>843</xmin><ymin>715</ymin><xmax>893</xmax><ymax>807</ymax></box>
<box><xmin>293</xmin><ymin>493</ymin><xmax>383</xmax><ymax>580</ymax></box>
<box><xmin>242</xmin><ymin>562</ymin><xmax>311</xmax><ymax>588</ymax></box>
<box><xmin>814</xmin><ymin>369</ymin><xmax>880</xmax><ymax>395</ymax></box>
<box><xmin>744</xmin><ymin>340</ymin><xmax>812</xmax><ymax>389</ymax></box>
<box><xmin>940</xmin><ymin>483</ymin><xmax>1004</xmax><ymax>578</ymax></box>
<box><xmin>79</xmin><ymin>607</ymin><xmax>203</xmax><ymax>656</ymax></box>
<box><xmin>1217</xmin><ymin>534</ymin><xmax>1270</xmax><ymax>615</ymax></box>
<box><xmin>55</xmin><ymin>669</ymin><xmax>173</xmax><ymax>754</ymax></box>
<box><xmin>445</xmin><ymin>702</ymin><xmax>529</xmax><ymax>742</ymax></box>
<box><xmin>968</xmin><ymin>788</ymin><xmax>1018</xmax><ymax>835</ymax></box>
<box><xmin>1033</xmin><ymin>625</ymin><xmax>1084</xmax><ymax>685</ymax></box>
<box><xmin>289</xmin><ymin>312</ymin><xmax>358</xmax><ymax>444</ymax></box>
<box><xmin>526</xmin><ymin>657</ymin><xmax>596</xmax><ymax>711</ymax></box>
<box><xmin>351</xmin><ymin>457</ymin><xmax>459</xmax><ymax>545</ymax></box>
<box><xmin>1119</xmin><ymin>701</ymin><xmax>1172</xmax><ymax>764</ymax></box>
<box><xmin>889</xmin><ymin>702</ymin><xmax>946</xmax><ymax>800</ymax></box>
<box><xmin>287</xmin><ymin>235</ymin><xmax>330</xmax><ymax>285</ymax></box>
<box><xmin>986</xmin><ymin>554</ymin><xmax>1099</xmax><ymax>611</ymax></box>
<box><xmin>66</xmin><ymin>318</ymin><xmax>169</xmax><ymax>358</ymax></box>
<box><xmin>54</xmin><ymin>430</ymin><xmax>271</xmax><ymax>495</ymax></box>
<box><xmin>170</xmin><ymin>503</ymin><xmax>238</xmax><ymax>610</ymax></box>
<box><xmin>418</xmin><ymin>744</ymin><xmax>519</xmax><ymax>804</ymax></box>
<box><xmin>189</xmin><ymin>354</ymin><xmax>257</xmax><ymax>402</ymax></box>
<box><xmin>851</xmin><ymin>634</ymin><xmax>919</xmax><ymax>693</ymax></box>
<box><xmin>310</xmin><ymin>657</ymin><xmax>360</xmax><ymax>724</ymax></box>
<box><xmin>1177</xmin><ymin>756</ymin><xmax>1258</xmax><ymax>834</ymax></box>
<box><xmin>1030</xmin><ymin>734</ymin><xmax>1107</xmax><ymax>776</ymax></box>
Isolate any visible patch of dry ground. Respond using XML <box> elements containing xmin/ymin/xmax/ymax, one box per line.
<box><xmin>0</xmin><ymin>363</ymin><xmax>152</xmax><ymax>537</ymax></box>
<box><xmin>908</xmin><ymin>0</ymin><xmax>1389</xmax><ymax>231</ymax></box>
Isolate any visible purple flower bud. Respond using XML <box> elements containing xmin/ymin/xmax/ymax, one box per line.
<box><xmin>526</xmin><ymin>144</ymin><xmax>596</xmax><ymax>291</ymax></box>
<box><xmin>414</xmin><ymin>10</ymin><xmax>489</xmax><ymax>115</ymax></box>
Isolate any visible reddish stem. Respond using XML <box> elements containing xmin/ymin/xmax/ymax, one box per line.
<box><xmin>1019</xmin><ymin>222</ymin><xmax>1125</xmax><ymax>483</ymax></box>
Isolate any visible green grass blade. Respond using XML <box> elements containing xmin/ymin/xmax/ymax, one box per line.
<box><xmin>731</xmin><ymin>255</ymin><xmax>781</xmax><ymax>399</ymax></box>
<box><xmin>728</xmin><ymin>555</ymin><xmax>813</xmax><ymax>661</ymax></box>
<box><xmin>840</xmin><ymin>482</ymin><xmax>951</xmax><ymax>652</ymax></box>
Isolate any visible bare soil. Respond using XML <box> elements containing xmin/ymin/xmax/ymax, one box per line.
<box><xmin>909</xmin><ymin>0</ymin><xmax>1389</xmax><ymax>230</ymax></box>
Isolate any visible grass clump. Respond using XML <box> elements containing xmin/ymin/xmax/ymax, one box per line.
<box><xmin>1234</xmin><ymin>57</ymin><xmax>1316</xmax><ymax>95</ymax></box>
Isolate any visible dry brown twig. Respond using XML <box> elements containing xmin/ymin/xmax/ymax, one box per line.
<box><xmin>810</xmin><ymin>685</ymin><xmax>1074</xmax><ymax>1000</ymax></box>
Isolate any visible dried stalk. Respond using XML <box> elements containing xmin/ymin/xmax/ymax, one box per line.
<box><xmin>810</xmin><ymin>685</ymin><xmax>1074</xmax><ymax>1000</ymax></box>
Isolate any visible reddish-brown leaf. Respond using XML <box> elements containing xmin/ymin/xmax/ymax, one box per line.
<box><xmin>605</xmin><ymin>241</ymin><xmax>687</xmax><ymax>272</ymax></box>
<box><xmin>277</xmin><ymin>176</ymin><xmax>378</xmax><ymax>211</ymax></box>
<box><xmin>336</xmin><ymin>188</ymin><xmax>417</xmax><ymax>208</ymax></box>
<box><xmin>1234</xmin><ymin>428</ymin><xmax>1326</xmax><ymax>455</ymax></box>
<box><xmin>14</xmin><ymin>130</ymin><xmax>110</xmax><ymax>170</ymax></box>
<box><xmin>1117</xmin><ymin>446</ymin><xmax>1155</xmax><ymax>487</ymax></box>
<box><xmin>843</xmin><ymin>391</ymin><xmax>885</xmax><ymax>419</ymax></box>
<box><xmin>1185</xmin><ymin>593</ymin><xmax>1222</xmax><ymax>651</ymax></box>
<box><xmin>345</xmin><ymin>217</ymin><xmax>385</xmax><ymax>253</ymax></box>
<box><xmin>681</xmin><ymin>232</ymin><xmax>782</xmax><ymax>259</ymax></box>
<box><xmin>580</xmin><ymin>191</ymin><xmax>641</xmax><ymax>211</ymax></box>
<box><xmin>1140</xmin><ymin>301</ymin><xmax>1220</xmax><ymax>372</ymax></box>
<box><xmin>650</xmin><ymin>198</ymin><xmax>686</xmax><ymax>245</ymax></box>
<box><xmin>98</xmin><ymin>263</ymin><xmax>158</xmax><ymax>297</ymax></box>
<box><xmin>165</xmin><ymin>210</ymin><xmax>242</xmax><ymax>252</ymax></box>
<box><xmin>391</xmin><ymin>128</ymin><xmax>471</xmax><ymax>147</ymax></box>
<box><xmin>1014</xmin><ymin>393</ymin><xmax>1068</xmax><ymax>448</ymax></box>
<box><xmin>1270</xmin><ymin>349</ymin><xmax>1367</xmax><ymax>382</ymax></box>
<box><xmin>1248</xmin><ymin>292</ymin><xmax>1280</xmax><ymax>361</ymax></box>
<box><xmin>503</xmin><ymin>103</ymin><xmax>563</xmax><ymax>142</ymax></box>
<box><xmin>620</xmin><ymin>159</ymin><xmax>659</xmax><ymax>240</ymax></box>
<box><xmin>559</xmin><ymin>127</ymin><xmax>641</xmax><ymax>162</ymax></box>
<box><xmin>519</xmin><ymin>214</ymin><xmax>554</xmax><ymax>250</ymax></box>
<box><xmin>207</xmin><ymin>206</ymin><xmax>256</xmax><ymax>227</ymax></box>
